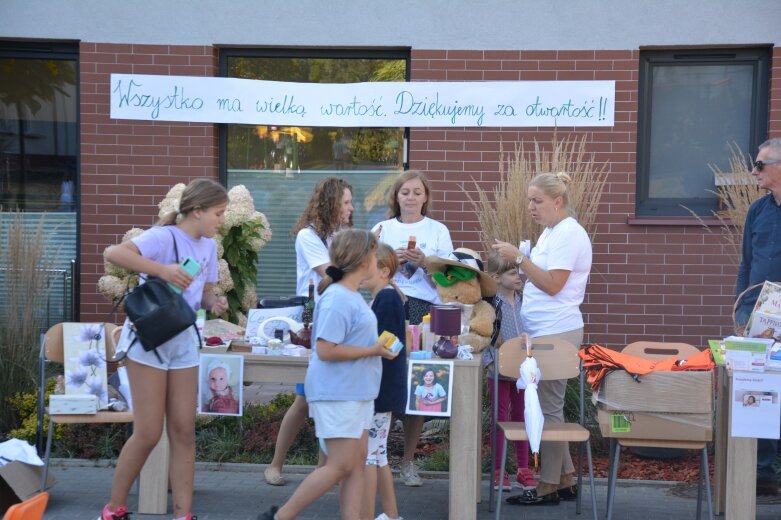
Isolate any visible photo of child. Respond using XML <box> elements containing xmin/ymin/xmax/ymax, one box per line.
<box><xmin>743</xmin><ymin>394</ymin><xmax>759</xmax><ymax>407</ymax></box>
<box><xmin>406</xmin><ymin>360</ymin><xmax>454</xmax><ymax>417</ymax></box>
<box><xmin>198</xmin><ymin>353</ymin><xmax>244</xmax><ymax>416</ymax></box>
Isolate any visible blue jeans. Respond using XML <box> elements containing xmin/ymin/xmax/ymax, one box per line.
<box><xmin>757</xmin><ymin>439</ymin><xmax>778</xmax><ymax>481</ymax></box>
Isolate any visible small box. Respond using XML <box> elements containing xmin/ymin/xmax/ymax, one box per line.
<box><xmin>48</xmin><ymin>394</ymin><xmax>98</xmax><ymax>415</ymax></box>
<box><xmin>597</xmin><ymin>370</ymin><xmax>713</xmax><ymax>414</ymax></box>
<box><xmin>379</xmin><ymin>331</ymin><xmax>404</xmax><ymax>353</ymax></box>
<box><xmin>0</xmin><ymin>461</ymin><xmax>56</xmax><ymax>514</ymax></box>
<box><xmin>597</xmin><ymin>408</ymin><xmax>712</xmax><ymax>442</ymax></box>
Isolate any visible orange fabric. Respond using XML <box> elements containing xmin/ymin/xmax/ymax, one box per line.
<box><xmin>579</xmin><ymin>344</ymin><xmax>715</xmax><ymax>391</ymax></box>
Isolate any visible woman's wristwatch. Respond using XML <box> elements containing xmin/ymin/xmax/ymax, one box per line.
<box><xmin>515</xmin><ymin>254</ymin><xmax>524</xmax><ymax>266</ymax></box>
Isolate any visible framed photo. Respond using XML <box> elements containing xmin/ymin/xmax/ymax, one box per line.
<box><xmin>198</xmin><ymin>353</ymin><xmax>244</xmax><ymax>416</ymax></box>
<box><xmin>406</xmin><ymin>360</ymin><xmax>454</xmax><ymax>417</ymax></box>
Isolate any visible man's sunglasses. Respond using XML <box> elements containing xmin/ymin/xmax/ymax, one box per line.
<box><xmin>753</xmin><ymin>159</ymin><xmax>781</xmax><ymax>172</ymax></box>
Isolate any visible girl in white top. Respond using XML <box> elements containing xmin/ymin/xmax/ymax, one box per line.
<box><xmin>493</xmin><ymin>172</ymin><xmax>592</xmax><ymax>506</ymax></box>
<box><xmin>371</xmin><ymin>170</ymin><xmax>453</xmax><ymax>487</ymax></box>
<box><xmin>265</xmin><ymin>176</ymin><xmax>354</xmax><ymax>487</ymax></box>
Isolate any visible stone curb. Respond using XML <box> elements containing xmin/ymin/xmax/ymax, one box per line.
<box><xmin>50</xmin><ymin>458</ymin><xmax>680</xmax><ymax>488</ymax></box>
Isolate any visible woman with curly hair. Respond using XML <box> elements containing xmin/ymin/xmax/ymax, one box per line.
<box><xmin>264</xmin><ymin>176</ymin><xmax>354</xmax><ymax>487</ymax></box>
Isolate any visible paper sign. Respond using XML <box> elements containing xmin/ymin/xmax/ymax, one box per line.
<box><xmin>110</xmin><ymin>73</ymin><xmax>616</xmax><ymax>128</ymax></box>
<box><xmin>731</xmin><ymin>371</ymin><xmax>781</xmax><ymax>439</ymax></box>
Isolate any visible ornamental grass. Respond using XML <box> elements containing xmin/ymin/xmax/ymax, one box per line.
<box><xmin>0</xmin><ymin>212</ymin><xmax>52</xmax><ymax>432</ymax></box>
<box><xmin>687</xmin><ymin>143</ymin><xmax>765</xmax><ymax>266</ymax></box>
<box><xmin>467</xmin><ymin>132</ymin><xmax>609</xmax><ymax>252</ymax></box>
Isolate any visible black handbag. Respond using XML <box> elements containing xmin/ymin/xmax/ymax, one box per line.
<box><xmin>118</xmin><ymin>229</ymin><xmax>200</xmax><ymax>360</ymax></box>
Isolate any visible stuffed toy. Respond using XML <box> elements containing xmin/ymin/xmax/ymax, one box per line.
<box><xmin>425</xmin><ymin>248</ymin><xmax>497</xmax><ymax>353</ymax></box>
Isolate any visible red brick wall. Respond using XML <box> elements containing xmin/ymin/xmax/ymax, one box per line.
<box><xmin>407</xmin><ymin>49</ymin><xmax>758</xmax><ymax>348</ymax></box>
<box><xmin>78</xmin><ymin>44</ymin><xmax>778</xmax><ymax>348</ymax></box>
<box><xmin>79</xmin><ymin>43</ymin><xmax>219</xmax><ymax>321</ymax></box>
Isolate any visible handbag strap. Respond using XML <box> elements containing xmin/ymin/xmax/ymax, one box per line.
<box><xmin>167</xmin><ymin>227</ymin><xmax>181</xmax><ymax>264</ymax></box>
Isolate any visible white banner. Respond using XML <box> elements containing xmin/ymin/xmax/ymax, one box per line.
<box><xmin>110</xmin><ymin>74</ymin><xmax>614</xmax><ymax>128</ymax></box>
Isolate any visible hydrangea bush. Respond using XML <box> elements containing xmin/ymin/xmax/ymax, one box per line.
<box><xmin>98</xmin><ymin>184</ymin><xmax>271</xmax><ymax>326</ymax></box>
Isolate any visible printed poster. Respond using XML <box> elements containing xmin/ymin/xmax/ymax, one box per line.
<box><xmin>731</xmin><ymin>371</ymin><xmax>781</xmax><ymax>439</ymax></box>
<box><xmin>63</xmin><ymin>323</ymin><xmax>109</xmax><ymax>409</ymax></box>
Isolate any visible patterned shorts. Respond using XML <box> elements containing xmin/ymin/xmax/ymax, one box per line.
<box><xmin>366</xmin><ymin>412</ymin><xmax>392</xmax><ymax>467</ymax></box>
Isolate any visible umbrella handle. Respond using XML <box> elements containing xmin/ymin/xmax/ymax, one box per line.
<box><xmin>521</xmin><ymin>332</ymin><xmax>532</xmax><ymax>357</ymax></box>
<box><xmin>533</xmin><ymin>452</ymin><xmax>540</xmax><ymax>472</ymax></box>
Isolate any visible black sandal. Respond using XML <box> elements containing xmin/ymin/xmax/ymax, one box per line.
<box><xmin>557</xmin><ymin>485</ymin><xmax>578</xmax><ymax>500</ymax></box>
<box><xmin>505</xmin><ymin>489</ymin><xmax>561</xmax><ymax>506</ymax></box>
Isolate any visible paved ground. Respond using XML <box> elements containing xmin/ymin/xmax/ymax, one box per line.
<box><xmin>40</xmin><ymin>458</ymin><xmax>781</xmax><ymax>519</ymax></box>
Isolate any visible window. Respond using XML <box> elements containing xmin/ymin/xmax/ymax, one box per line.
<box><xmin>0</xmin><ymin>41</ymin><xmax>79</xmax><ymax>326</ymax></box>
<box><xmin>220</xmin><ymin>49</ymin><xmax>408</xmax><ymax>298</ymax></box>
<box><xmin>636</xmin><ymin>48</ymin><xmax>770</xmax><ymax>216</ymax></box>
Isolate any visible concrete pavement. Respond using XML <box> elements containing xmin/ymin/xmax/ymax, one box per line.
<box><xmin>40</xmin><ymin>458</ymin><xmax>781</xmax><ymax>519</ymax></box>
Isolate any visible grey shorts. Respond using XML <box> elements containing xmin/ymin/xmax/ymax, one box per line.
<box><xmin>117</xmin><ymin>319</ymin><xmax>200</xmax><ymax>370</ymax></box>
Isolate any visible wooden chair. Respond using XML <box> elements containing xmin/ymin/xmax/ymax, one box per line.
<box><xmin>2</xmin><ymin>491</ymin><xmax>48</xmax><ymax>520</ymax></box>
<box><xmin>604</xmin><ymin>341</ymin><xmax>714</xmax><ymax>520</ymax></box>
<box><xmin>493</xmin><ymin>337</ymin><xmax>598</xmax><ymax>519</ymax></box>
<box><xmin>39</xmin><ymin>323</ymin><xmax>133</xmax><ymax>490</ymax></box>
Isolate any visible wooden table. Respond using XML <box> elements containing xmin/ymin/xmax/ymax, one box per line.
<box><xmin>713</xmin><ymin>366</ymin><xmax>758</xmax><ymax>519</ymax></box>
<box><xmin>138</xmin><ymin>354</ymin><xmax>484</xmax><ymax>519</ymax></box>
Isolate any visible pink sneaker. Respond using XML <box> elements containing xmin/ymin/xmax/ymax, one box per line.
<box><xmin>516</xmin><ymin>468</ymin><xmax>538</xmax><ymax>489</ymax></box>
<box><xmin>493</xmin><ymin>469</ymin><xmax>512</xmax><ymax>491</ymax></box>
<box><xmin>98</xmin><ymin>504</ymin><xmax>130</xmax><ymax>520</ymax></box>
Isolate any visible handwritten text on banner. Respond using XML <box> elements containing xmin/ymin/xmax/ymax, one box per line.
<box><xmin>110</xmin><ymin>74</ymin><xmax>615</xmax><ymax>128</ymax></box>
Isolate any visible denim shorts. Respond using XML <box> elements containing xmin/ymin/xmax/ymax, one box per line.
<box><xmin>117</xmin><ymin>318</ymin><xmax>200</xmax><ymax>370</ymax></box>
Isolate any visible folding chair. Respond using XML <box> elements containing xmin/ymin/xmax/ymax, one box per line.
<box><xmin>39</xmin><ymin>322</ymin><xmax>133</xmax><ymax>490</ymax></box>
<box><xmin>493</xmin><ymin>337</ymin><xmax>598</xmax><ymax>519</ymax></box>
<box><xmin>2</xmin><ymin>491</ymin><xmax>48</xmax><ymax>520</ymax></box>
<box><xmin>603</xmin><ymin>341</ymin><xmax>714</xmax><ymax>520</ymax></box>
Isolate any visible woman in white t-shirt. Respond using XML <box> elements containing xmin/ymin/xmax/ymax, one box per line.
<box><xmin>264</xmin><ymin>176</ymin><xmax>354</xmax><ymax>487</ymax></box>
<box><xmin>371</xmin><ymin>170</ymin><xmax>453</xmax><ymax>487</ymax></box>
<box><xmin>493</xmin><ymin>172</ymin><xmax>592</xmax><ymax>506</ymax></box>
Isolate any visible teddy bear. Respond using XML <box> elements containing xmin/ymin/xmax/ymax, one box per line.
<box><xmin>424</xmin><ymin>248</ymin><xmax>497</xmax><ymax>353</ymax></box>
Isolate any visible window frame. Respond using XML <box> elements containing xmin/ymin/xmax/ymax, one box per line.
<box><xmin>635</xmin><ymin>47</ymin><xmax>770</xmax><ymax>217</ymax></box>
<box><xmin>217</xmin><ymin>47</ymin><xmax>411</xmax><ymax>184</ymax></box>
<box><xmin>0</xmin><ymin>39</ymin><xmax>80</xmax><ymax>321</ymax></box>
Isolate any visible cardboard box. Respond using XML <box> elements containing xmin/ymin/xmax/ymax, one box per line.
<box><xmin>49</xmin><ymin>394</ymin><xmax>98</xmax><ymax>414</ymax></box>
<box><xmin>597</xmin><ymin>369</ymin><xmax>713</xmax><ymax>414</ymax></box>
<box><xmin>0</xmin><ymin>462</ymin><xmax>55</xmax><ymax>514</ymax></box>
<box><xmin>597</xmin><ymin>408</ymin><xmax>713</xmax><ymax>442</ymax></box>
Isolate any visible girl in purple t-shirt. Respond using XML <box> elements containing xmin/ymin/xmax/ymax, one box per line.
<box><xmin>99</xmin><ymin>178</ymin><xmax>229</xmax><ymax>520</ymax></box>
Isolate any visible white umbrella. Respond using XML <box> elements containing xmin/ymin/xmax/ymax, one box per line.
<box><xmin>516</xmin><ymin>333</ymin><xmax>544</xmax><ymax>471</ymax></box>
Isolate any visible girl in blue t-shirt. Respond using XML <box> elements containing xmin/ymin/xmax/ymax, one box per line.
<box><xmin>261</xmin><ymin>229</ymin><xmax>400</xmax><ymax>520</ymax></box>
<box><xmin>360</xmin><ymin>243</ymin><xmax>407</xmax><ymax>520</ymax></box>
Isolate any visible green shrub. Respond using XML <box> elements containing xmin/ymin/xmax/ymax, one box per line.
<box><xmin>8</xmin><ymin>379</ymin><xmax>62</xmax><ymax>443</ymax></box>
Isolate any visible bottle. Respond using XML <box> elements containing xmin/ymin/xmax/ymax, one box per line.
<box><xmin>302</xmin><ymin>278</ymin><xmax>315</xmax><ymax>326</ymax></box>
<box><xmin>421</xmin><ymin>314</ymin><xmax>432</xmax><ymax>352</ymax></box>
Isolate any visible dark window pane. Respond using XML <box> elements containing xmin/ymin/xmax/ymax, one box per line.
<box><xmin>636</xmin><ymin>49</ymin><xmax>769</xmax><ymax>216</ymax></box>
<box><xmin>0</xmin><ymin>58</ymin><xmax>78</xmax><ymax>212</ymax></box>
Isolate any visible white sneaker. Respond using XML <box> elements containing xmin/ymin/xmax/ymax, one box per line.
<box><xmin>399</xmin><ymin>460</ymin><xmax>422</xmax><ymax>487</ymax></box>
<box><xmin>375</xmin><ymin>514</ymin><xmax>404</xmax><ymax>520</ymax></box>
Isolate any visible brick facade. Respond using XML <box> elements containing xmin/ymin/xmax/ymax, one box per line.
<box><xmin>79</xmin><ymin>44</ymin><xmax>780</xmax><ymax>349</ymax></box>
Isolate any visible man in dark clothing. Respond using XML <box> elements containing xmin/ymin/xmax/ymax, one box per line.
<box><xmin>735</xmin><ymin>137</ymin><xmax>781</xmax><ymax>495</ymax></box>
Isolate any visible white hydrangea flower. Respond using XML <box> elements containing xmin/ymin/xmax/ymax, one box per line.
<box><xmin>241</xmin><ymin>286</ymin><xmax>257</xmax><ymax>312</ymax></box>
<box><xmin>214</xmin><ymin>236</ymin><xmax>224</xmax><ymax>259</ymax></box>
<box><xmin>97</xmin><ymin>275</ymin><xmax>127</xmax><ymax>303</ymax></box>
<box><xmin>217</xmin><ymin>259</ymin><xmax>234</xmax><ymax>294</ymax></box>
<box><xmin>158</xmin><ymin>183</ymin><xmax>186</xmax><ymax>218</ymax></box>
<box><xmin>228</xmin><ymin>185</ymin><xmax>255</xmax><ymax>210</ymax></box>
